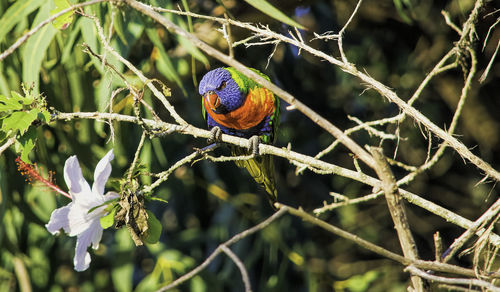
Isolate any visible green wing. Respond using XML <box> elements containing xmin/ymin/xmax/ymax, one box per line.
<box><xmin>232</xmin><ymin>146</ymin><xmax>277</xmax><ymax>206</ymax></box>
<box><xmin>225</xmin><ymin>67</ymin><xmax>280</xmax><ymax>144</ymax></box>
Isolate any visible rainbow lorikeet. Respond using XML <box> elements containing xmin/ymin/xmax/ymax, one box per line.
<box><xmin>199</xmin><ymin>67</ymin><xmax>280</xmax><ymax>205</ymax></box>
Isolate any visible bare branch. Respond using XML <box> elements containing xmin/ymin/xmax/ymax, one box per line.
<box><xmin>0</xmin><ymin>0</ymin><xmax>109</xmax><ymax>62</ymax></box>
<box><xmin>370</xmin><ymin>147</ymin><xmax>424</xmax><ymax>291</ymax></box>
<box><xmin>479</xmin><ymin>39</ymin><xmax>500</xmax><ymax>83</ymax></box>
<box><xmin>406</xmin><ymin>266</ymin><xmax>500</xmax><ymax>291</ymax></box>
<box><xmin>0</xmin><ymin>137</ymin><xmax>16</xmax><ymax>156</ymax></box>
<box><xmin>278</xmin><ymin>204</ymin><xmax>489</xmax><ymax>278</ymax></box>
<box><xmin>129</xmin><ymin>0</ymin><xmax>500</xmax><ymax>182</ymax></box>
<box><xmin>337</xmin><ymin>0</ymin><xmax>364</xmax><ymax>64</ymax></box>
<box><xmin>127</xmin><ymin>131</ymin><xmax>147</xmax><ymax>182</ymax></box>
<box><xmin>122</xmin><ymin>0</ymin><xmax>377</xmax><ymax>171</ymax></box>
<box><xmin>52</xmin><ymin>111</ymin><xmax>500</xmax><ymax>247</ymax></box>
<box><xmin>313</xmin><ymin>192</ymin><xmax>384</xmax><ymax>214</ymax></box>
<box><xmin>221</xmin><ymin>246</ymin><xmax>252</xmax><ymax>292</ymax></box>
<box><xmin>87</xmin><ymin>13</ymin><xmax>187</xmax><ymax>125</ymax></box>
<box><xmin>442</xmin><ymin>197</ymin><xmax>500</xmax><ymax>263</ymax></box>
<box><xmin>142</xmin><ymin>151</ymin><xmax>200</xmax><ymax>194</ymax></box>
<box><xmin>441</xmin><ymin>10</ymin><xmax>462</xmax><ymax>35</ymax></box>
<box><xmin>156</xmin><ymin>208</ymin><xmax>287</xmax><ymax>291</ymax></box>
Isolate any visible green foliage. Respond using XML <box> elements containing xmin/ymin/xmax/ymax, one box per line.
<box><xmin>0</xmin><ymin>89</ymin><xmax>49</xmax><ymax>162</ymax></box>
<box><xmin>144</xmin><ymin>210</ymin><xmax>162</xmax><ymax>244</ymax></box>
<box><xmin>0</xmin><ymin>0</ymin><xmax>46</xmax><ymax>44</ymax></box>
<box><xmin>244</xmin><ymin>0</ymin><xmax>304</xmax><ymax>29</ymax></box>
<box><xmin>22</xmin><ymin>2</ymin><xmax>57</xmax><ymax>94</ymax></box>
<box><xmin>50</xmin><ymin>0</ymin><xmax>75</xmax><ymax>30</ymax></box>
<box><xmin>334</xmin><ymin>270</ymin><xmax>380</xmax><ymax>292</ymax></box>
<box><xmin>3</xmin><ymin>110</ymin><xmax>39</xmax><ymax>135</ymax></box>
<box><xmin>100</xmin><ymin>205</ymin><xmax>117</xmax><ymax>229</ymax></box>
<box><xmin>16</xmin><ymin>127</ymin><xmax>37</xmax><ymax>162</ymax></box>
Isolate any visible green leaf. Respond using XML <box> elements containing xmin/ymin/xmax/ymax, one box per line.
<box><xmin>22</xmin><ymin>2</ymin><xmax>57</xmax><ymax>95</ymax></box>
<box><xmin>244</xmin><ymin>0</ymin><xmax>305</xmax><ymax>29</ymax></box>
<box><xmin>149</xmin><ymin>196</ymin><xmax>168</xmax><ymax>204</ymax></box>
<box><xmin>100</xmin><ymin>206</ymin><xmax>117</xmax><ymax>229</ymax></box>
<box><xmin>177</xmin><ymin>35</ymin><xmax>209</xmax><ymax>67</ymax></box>
<box><xmin>0</xmin><ymin>94</ymin><xmax>22</xmax><ymax>112</ymax></box>
<box><xmin>112</xmin><ymin>262</ymin><xmax>133</xmax><ymax>292</ymax></box>
<box><xmin>112</xmin><ymin>7</ymin><xmax>127</xmax><ymax>45</ymax></box>
<box><xmin>50</xmin><ymin>0</ymin><xmax>74</xmax><ymax>30</ymax></box>
<box><xmin>393</xmin><ymin>0</ymin><xmax>413</xmax><ymax>24</ymax></box>
<box><xmin>2</xmin><ymin>109</ymin><xmax>39</xmax><ymax>135</ymax></box>
<box><xmin>13</xmin><ymin>90</ymin><xmax>34</xmax><ymax>105</ymax></box>
<box><xmin>190</xmin><ymin>276</ymin><xmax>207</xmax><ymax>292</ymax></box>
<box><xmin>18</xmin><ymin>127</ymin><xmax>37</xmax><ymax>163</ymax></box>
<box><xmin>145</xmin><ymin>28</ymin><xmax>186</xmax><ymax>95</ymax></box>
<box><xmin>39</xmin><ymin>110</ymin><xmax>51</xmax><ymax>124</ymax></box>
<box><xmin>144</xmin><ymin>210</ymin><xmax>162</xmax><ymax>244</ymax></box>
<box><xmin>0</xmin><ymin>0</ymin><xmax>46</xmax><ymax>44</ymax></box>
<box><xmin>61</xmin><ymin>17</ymin><xmax>82</xmax><ymax>64</ymax></box>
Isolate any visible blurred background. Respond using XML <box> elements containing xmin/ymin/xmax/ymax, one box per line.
<box><xmin>0</xmin><ymin>0</ymin><xmax>499</xmax><ymax>291</ymax></box>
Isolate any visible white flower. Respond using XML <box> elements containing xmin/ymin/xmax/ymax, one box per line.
<box><xmin>46</xmin><ymin>150</ymin><xmax>119</xmax><ymax>272</ymax></box>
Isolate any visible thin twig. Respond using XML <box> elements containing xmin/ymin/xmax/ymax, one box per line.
<box><xmin>296</xmin><ymin>114</ymin><xmax>400</xmax><ymax>175</ymax></box>
<box><xmin>137</xmin><ymin>0</ymin><xmax>500</xmax><ymax>182</ymax></box>
<box><xmin>0</xmin><ymin>0</ymin><xmax>109</xmax><ymax>62</ymax></box>
<box><xmin>442</xmin><ymin>197</ymin><xmax>500</xmax><ymax>262</ymax></box>
<box><xmin>337</xmin><ymin>0</ymin><xmax>364</xmax><ymax>64</ymax></box>
<box><xmin>278</xmin><ymin>204</ymin><xmax>488</xmax><ymax>278</ymax></box>
<box><xmin>313</xmin><ymin>192</ymin><xmax>384</xmax><ymax>214</ymax></box>
<box><xmin>479</xmin><ymin>39</ymin><xmax>500</xmax><ymax>83</ymax></box>
<box><xmin>406</xmin><ymin>266</ymin><xmax>500</xmax><ymax>291</ymax></box>
<box><xmin>122</xmin><ymin>0</ymin><xmax>377</xmax><ymax>171</ymax></box>
<box><xmin>441</xmin><ymin>10</ymin><xmax>462</xmax><ymax>34</ymax></box>
<box><xmin>127</xmin><ymin>131</ymin><xmax>147</xmax><ymax>182</ymax></box>
<box><xmin>142</xmin><ymin>151</ymin><xmax>199</xmax><ymax>194</ymax></box>
<box><xmin>88</xmin><ymin>12</ymin><xmax>187</xmax><ymax>125</ymax></box>
<box><xmin>51</xmin><ymin>110</ymin><xmax>500</xmax><ymax>247</ymax></box>
<box><xmin>396</xmin><ymin>46</ymin><xmax>476</xmax><ymax>187</ymax></box>
<box><xmin>223</xmin><ymin>14</ymin><xmax>234</xmax><ymax>59</ymax></box>
<box><xmin>220</xmin><ymin>246</ymin><xmax>252</xmax><ymax>292</ymax></box>
<box><xmin>0</xmin><ymin>137</ymin><xmax>16</xmax><ymax>156</ymax></box>
<box><xmin>157</xmin><ymin>208</ymin><xmax>287</xmax><ymax>291</ymax></box>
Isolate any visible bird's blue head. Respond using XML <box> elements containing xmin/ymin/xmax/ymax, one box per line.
<box><xmin>199</xmin><ymin>68</ymin><xmax>243</xmax><ymax>114</ymax></box>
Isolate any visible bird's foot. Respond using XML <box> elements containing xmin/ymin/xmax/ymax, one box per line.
<box><xmin>208</xmin><ymin>126</ymin><xmax>222</xmax><ymax>144</ymax></box>
<box><xmin>150</xmin><ymin>127</ymin><xmax>175</xmax><ymax>138</ymax></box>
<box><xmin>248</xmin><ymin>135</ymin><xmax>261</xmax><ymax>156</ymax></box>
<box><xmin>194</xmin><ymin>143</ymin><xmax>220</xmax><ymax>156</ymax></box>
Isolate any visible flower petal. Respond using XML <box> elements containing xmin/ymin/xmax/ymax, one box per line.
<box><xmin>90</xmin><ymin>221</ymin><xmax>104</xmax><ymax>250</ymax></box>
<box><xmin>64</xmin><ymin>155</ymin><xmax>92</xmax><ymax>201</ymax></box>
<box><xmin>92</xmin><ymin>150</ymin><xmax>114</xmax><ymax>196</ymax></box>
<box><xmin>73</xmin><ymin>222</ymin><xmax>98</xmax><ymax>272</ymax></box>
<box><xmin>66</xmin><ymin>201</ymin><xmax>107</xmax><ymax>237</ymax></box>
<box><xmin>73</xmin><ymin>219</ymin><xmax>102</xmax><ymax>272</ymax></box>
<box><xmin>46</xmin><ymin>204</ymin><xmax>72</xmax><ymax>235</ymax></box>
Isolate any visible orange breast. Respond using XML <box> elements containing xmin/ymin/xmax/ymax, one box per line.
<box><xmin>204</xmin><ymin>87</ymin><xmax>275</xmax><ymax>130</ymax></box>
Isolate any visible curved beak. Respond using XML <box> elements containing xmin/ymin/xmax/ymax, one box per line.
<box><xmin>204</xmin><ymin>91</ymin><xmax>221</xmax><ymax>111</ymax></box>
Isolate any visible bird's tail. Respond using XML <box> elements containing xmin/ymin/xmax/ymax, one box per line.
<box><xmin>232</xmin><ymin>146</ymin><xmax>277</xmax><ymax>206</ymax></box>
